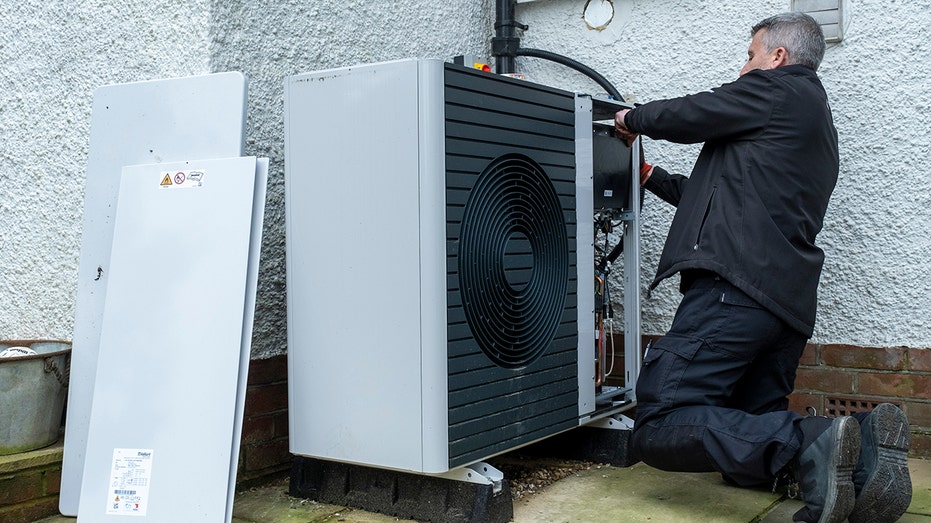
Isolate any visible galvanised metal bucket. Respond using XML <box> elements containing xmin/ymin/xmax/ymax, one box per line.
<box><xmin>0</xmin><ymin>340</ymin><xmax>71</xmax><ymax>455</ymax></box>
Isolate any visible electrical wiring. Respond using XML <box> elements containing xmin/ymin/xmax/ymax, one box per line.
<box><xmin>594</xmin><ymin>215</ymin><xmax>626</xmax><ymax>384</ymax></box>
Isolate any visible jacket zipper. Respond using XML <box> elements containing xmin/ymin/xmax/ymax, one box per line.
<box><xmin>694</xmin><ymin>186</ymin><xmax>717</xmax><ymax>251</ymax></box>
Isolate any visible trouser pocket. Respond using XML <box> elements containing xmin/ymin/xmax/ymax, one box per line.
<box><xmin>636</xmin><ymin>334</ymin><xmax>704</xmax><ymax>409</ymax></box>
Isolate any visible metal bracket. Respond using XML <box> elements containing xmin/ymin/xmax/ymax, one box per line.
<box><xmin>492</xmin><ymin>36</ymin><xmax>522</xmax><ymax>57</ymax></box>
<box><xmin>436</xmin><ymin>462</ymin><xmax>505</xmax><ymax>494</ymax></box>
<box><xmin>585</xmin><ymin>414</ymin><xmax>635</xmax><ymax>431</ymax></box>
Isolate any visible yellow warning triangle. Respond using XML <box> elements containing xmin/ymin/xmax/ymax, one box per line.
<box><xmin>160</xmin><ymin>174</ymin><xmax>172</xmax><ymax>186</ymax></box>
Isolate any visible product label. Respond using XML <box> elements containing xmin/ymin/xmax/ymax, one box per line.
<box><xmin>105</xmin><ymin>448</ymin><xmax>154</xmax><ymax>516</ymax></box>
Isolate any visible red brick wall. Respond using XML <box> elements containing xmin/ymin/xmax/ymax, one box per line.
<box><xmin>790</xmin><ymin>343</ymin><xmax>931</xmax><ymax>458</ymax></box>
<box><xmin>0</xmin><ymin>444</ymin><xmax>63</xmax><ymax>523</ymax></box>
<box><xmin>237</xmin><ymin>354</ymin><xmax>291</xmax><ymax>487</ymax></box>
<box><xmin>0</xmin><ymin>356</ymin><xmax>291</xmax><ymax>522</ymax></box>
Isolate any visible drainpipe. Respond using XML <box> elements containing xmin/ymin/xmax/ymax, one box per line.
<box><xmin>493</xmin><ymin>0</ymin><xmax>524</xmax><ymax>74</ymax></box>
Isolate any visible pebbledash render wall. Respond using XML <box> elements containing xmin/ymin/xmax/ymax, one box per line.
<box><xmin>515</xmin><ymin>0</ymin><xmax>931</xmax><ymax>349</ymax></box>
<box><xmin>3</xmin><ymin>0</ymin><xmax>928</xmax><ymax>357</ymax></box>
<box><xmin>0</xmin><ymin>0</ymin><xmax>929</xmax><ymax>511</ymax></box>
<box><xmin>0</xmin><ymin>0</ymin><xmax>494</xmax><ymax>357</ymax></box>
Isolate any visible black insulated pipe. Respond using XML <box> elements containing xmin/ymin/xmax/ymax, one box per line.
<box><xmin>516</xmin><ymin>47</ymin><xmax>624</xmax><ymax>102</ymax></box>
<box><xmin>493</xmin><ymin>0</ymin><xmax>625</xmax><ymax>102</ymax></box>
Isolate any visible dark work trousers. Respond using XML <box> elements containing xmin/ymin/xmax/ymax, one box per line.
<box><xmin>631</xmin><ymin>273</ymin><xmax>809</xmax><ymax>487</ymax></box>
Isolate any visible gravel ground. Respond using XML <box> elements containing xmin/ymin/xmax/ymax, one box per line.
<box><xmin>488</xmin><ymin>454</ymin><xmax>599</xmax><ymax>501</ymax></box>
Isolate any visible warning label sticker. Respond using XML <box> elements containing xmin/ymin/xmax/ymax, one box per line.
<box><xmin>105</xmin><ymin>448</ymin><xmax>154</xmax><ymax>517</ymax></box>
<box><xmin>159</xmin><ymin>169</ymin><xmax>206</xmax><ymax>189</ymax></box>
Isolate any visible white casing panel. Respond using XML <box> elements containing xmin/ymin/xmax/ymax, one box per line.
<box><xmin>77</xmin><ymin>157</ymin><xmax>264</xmax><ymax>522</ymax></box>
<box><xmin>285</xmin><ymin>59</ymin><xmax>449</xmax><ymax>473</ymax></box>
<box><xmin>574</xmin><ymin>94</ymin><xmax>596</xmax><ymax>417</ymax></box>
<box><xmin>63</xmin><ymin>72</ymin><xmax>247</xmax><ymax>515</ymax></box>
<box><xmin>227</xmin><ymin>157</ymin><xmax>268</xmax><ymax>519</ymax></box>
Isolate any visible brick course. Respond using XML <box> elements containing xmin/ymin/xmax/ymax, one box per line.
<box><xmin>794</xmin><ymin>367</ymin><xmax>856</xmax><ymax>394</ymax></box>
<box><xmin>799</xmin><ymin>343</ymin><xmax>819</xmax><ymax>366</ymax></box>
<box><xmin>905</xmin><ymin>401</ymin><xmax>931</xmax><ymax>428</ymax></box>
<box><xmin>0</xmin><ymin>444</ymin><xmax>63</xmax><ymax>523</ymax></box>
<box><xmin>790</xmin><ymin>343</ymin><xmax>931</xmax><ymax>458</ymax></box>
<box><xmin>858</xmin><ymin>372</ymin><xmax>931</xmax><ymax>399</ymax></box>
<box><xmin>821</xmin><ymin>344</ymin><xmax>906</xmax><ymax>370</ymax></box>
<box><xmin>911</xmin><ymin>432</ymin><xmax>931</xmax><ymax>459</ymax></box>
<box><xmin>1</xmin><ymin>355</ymin><xmax>294</xmax><ymax>519</ymax></box>
<box><xmin>908</xmin><ymin>348</ymin><xmax>931</xmax><ymax>372</ymax></box>
<box><xmin>237</xmin><ymin>354</ymin><xmax>291</xmax><ymax>487</ymax></box>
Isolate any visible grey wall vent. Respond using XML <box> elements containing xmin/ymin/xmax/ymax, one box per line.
<box><xmin>792</xmin><ymin>0</ymin><xmax>844</xmax><ymax>43</ymax></box>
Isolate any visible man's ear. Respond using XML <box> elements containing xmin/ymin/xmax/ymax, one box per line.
<box><xmin>772</xmin><ymin>46</ymin><xmax>789</xmax><ymax>68</ymax></box>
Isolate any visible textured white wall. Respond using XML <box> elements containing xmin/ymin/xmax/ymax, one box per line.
<box><xmin>207</xmin><ymin>0</ymin><xmax>494</xmax><ymax>357</ymax></box>
<box><xmin>1</xmin><ymin>0</ymin><xmax>928</xmax><ymax>355</ymax></box>
<box><xmin>0</xmin><ymin>1</ymin><xmax>212</xmax><ymax>340</ymax></box>
<box><xmin>0</xmin><ymin>0</ymin><xmax>494</xmax><ymax>358</ymax></box>
<box><xmin>515</xmin><ymin>0</ymin><xmax>931</xmax><ymax>347</ymax></box>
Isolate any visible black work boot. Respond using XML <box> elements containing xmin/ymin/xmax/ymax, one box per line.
<box><xmin>791</xmin><ymin>415</ymin><xmax>860</xmax><ymax>523</ymax></box>
<box><xmin>849</xmin><ymin>403</ymin><xmax>912</xmax><ymax>523</ymax></box>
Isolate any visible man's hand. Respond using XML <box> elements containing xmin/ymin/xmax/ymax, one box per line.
<box><xmin>614</xmin><ymin>109</ymin><xmax>638</xmax><ymax>147</ymax></box>
<box><xmin>615</xmin><ymin>108</ymin><xmax>652</xmax><ymax>184</ymax></box>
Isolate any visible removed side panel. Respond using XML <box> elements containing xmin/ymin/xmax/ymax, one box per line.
<box><xmin>63</xmin><ymin>72</ymin><xmax>247</xmax><ymax>515</ymax></box>
<box><xmin>77</xmin><ymin>157</ymin><xmax>258</xmax><ymax>522</ymax></box>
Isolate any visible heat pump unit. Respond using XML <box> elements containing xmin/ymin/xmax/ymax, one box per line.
<box><xmin>285</xmin><ymin>59</ymin><xmax>637</xmax><ymax>475</ymax></box>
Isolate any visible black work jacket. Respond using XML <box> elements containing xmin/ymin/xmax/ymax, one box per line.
<box><xmin>626</xmin><ymin>64</ymin><xmax>839</xmax><ymax>336</ymax></box>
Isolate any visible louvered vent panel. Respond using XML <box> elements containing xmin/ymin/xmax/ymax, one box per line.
<box><xmin>443</xmin><ymin>65</ymin><xmax>580</xmax><ymax>467</ymax></box>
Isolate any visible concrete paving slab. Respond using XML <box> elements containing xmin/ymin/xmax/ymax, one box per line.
<box><xmin>909</xmin><ymin>457</ymin><xmax>931</xmax><ymax>517</ymax></box>
<box><xmin>761</xmin><ymin>458</ymin><xmax>931</xmax><ymax>523</ymax></box>
<box><xmin>758</xmin><ymin>497</ymin><xmax>804</xmax><ymax>523</ymax></box>
<box><xmin>232</xmin><ymin>477</ymin><xmax>414</xmax><ymax>523</ymax></box>
<box><xmin>31</xmin><ymin>458</ymin><xmax>931</xmax><ymax>523</ymax></box>
<box><xmin>34</xmin><ymin>478</ymin><xmax>413</xmax><ymax>523</ymax></box>
<box><xmin>32</xmin><ymin>515</ymin><xmax>70</xmax><ymax>522</ymax></box>
<box><xmin>512</xmin><ymin>461</ymin><xmax>782</xmax><ymax>523</ymax></box>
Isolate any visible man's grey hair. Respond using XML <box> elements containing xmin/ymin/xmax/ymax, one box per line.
<box><xmin>752</xmin><ymin>12</ymin><xmax>826</xmax><ymax>71</ymax></box>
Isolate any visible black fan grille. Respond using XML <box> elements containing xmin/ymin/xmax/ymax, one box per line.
<box><xmin>458</xmin><ymin>153</ymin><xmax>569</xmax><ymax>368</ymax></box>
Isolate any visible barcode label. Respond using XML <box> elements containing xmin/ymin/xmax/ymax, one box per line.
<box><xmin>107</xmin><ymin>448</ymin><xmax>153</xmax><ymax>516</ymax></box>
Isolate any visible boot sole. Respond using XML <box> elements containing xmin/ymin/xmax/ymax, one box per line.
<box><xmin>849</xmin><ymin>403</ymin><xmax>912</xmax><ymax>523</ymax></box>
<box><xmin>817</xmin><ymin>417</ymin><xmax>860</xmax><ymax>523</ymax></box>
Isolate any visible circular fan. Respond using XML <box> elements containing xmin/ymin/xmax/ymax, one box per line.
<box><xmin>458</xmin><ymin>153</ymin><xmax>569</xmax><ymax>369</ymax></box>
